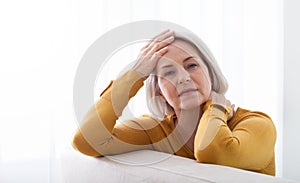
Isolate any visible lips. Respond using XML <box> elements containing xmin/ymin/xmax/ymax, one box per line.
<box><xmin>178</xmin><ymin>88</ymin><xmax>198</xmax><ymax>96</ymax></box>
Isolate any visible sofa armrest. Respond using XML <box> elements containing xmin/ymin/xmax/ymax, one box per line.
<box><xmin>61</xmin><ymin>149</ymin><xmax>296</xmax><ymax>183</ymax></box>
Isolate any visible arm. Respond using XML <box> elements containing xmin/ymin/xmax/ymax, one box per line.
<box><xmin>72</xmin><ymin>71</ymin><xmax>153</xmax><ymax>157</ymax></box>
<box><xmin>194</xmin><ymin>101</ymin><xmax>276</xmax><ymax>172</ymax></box>
<box><xmin>72</xmin><ymin>29</ymin><xmax>175</xmax><ymax>157</ymax></box>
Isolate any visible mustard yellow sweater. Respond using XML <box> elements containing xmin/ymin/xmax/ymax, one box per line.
<box><xmin>72</xmin><ymin>70</ymin><xmax>277</xmax><ymax>176</ymax></box>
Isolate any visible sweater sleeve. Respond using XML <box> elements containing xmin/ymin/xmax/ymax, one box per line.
<box><xmin>72</xmin><ymin>70</ymin><xmax>154</xmax><ymax>157</ymax></box>
<box><xmin>194</xmin><ymin>101</ymin><xmax>276</xmax><ymax>173</ymax></box>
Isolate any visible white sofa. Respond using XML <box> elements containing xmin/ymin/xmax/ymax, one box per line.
<box><xmin>62</xmin><ymin>149</ymin><xmax>297</xmax><ymax>183</ymax></box>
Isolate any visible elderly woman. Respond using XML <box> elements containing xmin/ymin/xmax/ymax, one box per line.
<box><xmin>72</xmin><ymin>29</ymin><xmax>276</xmax><ymax>176</ymax></box>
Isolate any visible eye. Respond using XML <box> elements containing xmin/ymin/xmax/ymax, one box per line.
<box><xmin>164</xmin><ymin>70</ymin><xmax>175</xmax><ymax>77</ymax></box>
<box><xmin>186</xmin><ymin>63</ymin><xmax>198</xmax><ymax>70</ymax></box>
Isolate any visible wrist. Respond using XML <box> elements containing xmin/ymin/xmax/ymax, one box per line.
<box><xmin>210</xmin><ymin>103</ymin><xmax>231</xmax><ymax>114</ymax></box>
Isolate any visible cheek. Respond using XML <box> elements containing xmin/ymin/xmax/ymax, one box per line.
<box><xmin>158</xmin><ymin>80</ymin><xmax>170</xmax><ymax>93</ymax></box>
<box><xmin>158</xmin><ymin>79</ymin><xmax>177</xmax><ymax>100</ymax></box>
<box><xmin>202</xmin><ymin>76</ymin><xmax>212</xmax><ymax>92</ymax></box>
<box><xmin>205</xmin><ymin>75</ymin><xmax>212</xmax><ymax>93</ymax></box>
<box><xmin>193</xmin><ymin>72</ymin><xmax>212</xmax><ymax>95</ymax></box>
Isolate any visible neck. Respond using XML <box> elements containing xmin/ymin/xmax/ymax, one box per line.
<box><xmin>174</xmin><ymin>105</ymin><xmax>203</xmax><ymax>126</ymax></box>
<box><xmin>174</xmin><ymin>106</ymin><xmax>203</xmax><ymax>150</ymax></box>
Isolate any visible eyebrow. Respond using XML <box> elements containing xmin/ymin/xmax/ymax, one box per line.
<box><xmin>159</xmin><ymin>56</ymin><xmax>194</xmax><ymax>69</ymax></box>
<box><xmin>183</xmin><ymin>56</ymin><xmax>194</xmax><ymax>63</ymax></box>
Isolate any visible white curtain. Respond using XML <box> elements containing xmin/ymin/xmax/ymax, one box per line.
<box><xmin>0</xmin><ymin>0</ymin><xmax>283</xmax><ymax>182</ymax></box>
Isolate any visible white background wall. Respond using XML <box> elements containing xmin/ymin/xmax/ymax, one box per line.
<box><xmin>283</xmin><ymin>0</ymin><xmax>300</xmax><ymax>181</ymax></box>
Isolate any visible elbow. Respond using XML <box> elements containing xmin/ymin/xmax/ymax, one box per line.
<box><xmin>194</xmin><ymin>146</ymin><xmax>216</xmax><ymax>163</ymax></box>
<box><xmin>72</xmin><ymin>130</ymin><xmax>102</xmax><ymax>157</ymax></box>
<box><xmin>194</xmin><ymin>137</ymin><xmax>225</xmax><ymax>163</ymax></box>
<box><xmin>194</xmin><ymin>142</ymin><xmax>235</xmax><ymax>164</ymax></box>
<box><xmin>194</xmin><ymin>151</ymin><xmax>202</xmax><ymax>163</ymax></box>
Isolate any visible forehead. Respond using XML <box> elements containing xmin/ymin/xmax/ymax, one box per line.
<box><xmin>165</xmin><ymin>39</ymin><xmax>198</xmax><ymax>58</ymax></box>
<box><xmin>157</xmin><ymin>39</ymin><xmax>200</xmax><ymax>66</ymax></box>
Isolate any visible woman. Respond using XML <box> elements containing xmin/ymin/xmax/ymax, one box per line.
<box><xmin>72</xmin><ymin>29</ymin><xmax>276</xmax><ymax>176</ymax></box>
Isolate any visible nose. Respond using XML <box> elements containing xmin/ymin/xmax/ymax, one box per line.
<box><xmin>177</xmin><ymin>68</ymin><xmax>191</xmax><ymax>84</ymax></box>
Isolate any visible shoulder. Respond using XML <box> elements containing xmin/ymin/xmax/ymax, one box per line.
<box><xmin>234</xmin><ymin>107</ymin><xmax>273</xmax><ymax>120</ymax></box>
<box><xmin>231</xmin><ymin>107</ymin><xmax>277</xmax><ymax>148</ymax></box>
<box><xmin>230</xmin><ymin>107</ymin><xmax>276</xmax><ymax>133</ymax></box>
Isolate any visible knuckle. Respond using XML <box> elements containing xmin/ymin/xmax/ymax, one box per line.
<box><xmin>153</xmin><ymin>43</ymin><xmax>160</xmax><ymax>49</ymax></box>
<box><xmin>152</xmin><ymin>52</ymin><xmax>160</xmax><ymax>57</ymax></box>
<box><xmin>140</xmin><ymin>48</ymin><xmax>149</xmax><ymax>55</ymax></box>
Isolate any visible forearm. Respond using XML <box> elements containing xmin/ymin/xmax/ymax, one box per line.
<box><xmin>194</xmin><ymin>101</ymin><xmax>276</xmax><ymax>170</ymax></box>
<box><xmin>72</xmin><ymin>70</ymin><xmax>144</xmax><ymax>156</ymax></box>
<box><xmin>194</xmin><ymin>101</ymin><xmax>231</xmax><ymax>155</ymax></box>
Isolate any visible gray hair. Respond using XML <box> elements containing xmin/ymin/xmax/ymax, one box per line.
<box><xmin>145</xmin><ymin>31</ymin><xmax>228</xmax><ymax>120</ymax></box>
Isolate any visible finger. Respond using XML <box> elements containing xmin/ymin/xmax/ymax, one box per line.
<box><xmin>226</xmin><ymin>100</ymin><xmax>231</xmax><ymax>106</ymax></box>
<box><xmin>149</xmin><ymin>46</ymin><xmax>169</xmax><ymax>65</ymax></box>
<box><xmin>153</xmin><ymin>46</ymin><xmax>169</xmax><ymax>58</ymax></box>
<box><xmin>153</xmin><ymin>29</ymin><xmax>172</xmax><ymax>40</ymax></box>
<box><xmin>147</xmin><ymin>36</ymin><xmax>174</xmax><ymax>56</ymax></box>
<box><xmin>145</xmin><ymin>30</ymin><xmax>174</xmax><ymax>51</ymax></box>
<box><xmin>231</xmin><ymin>104</ymin><xmax>235</xmax><ymax>110</ymax></box>
<box><xmin>154</xmin><ymin>29</ymin><xmax>174</xmax><ymax>41</ymax></box>
<box><xmin>148</xmin><ymin>30</ymin><xmax>174</xmax><ymax>48</ymax></box>
<box><xmin>139</xmin><ymin>35</ymin><xmax>172</xmax><ymax>58</ymax></box>
<box><xmin>141</xmin><ymin>29</ymin><xmax>172</xmax><ymax>50</ymax></box>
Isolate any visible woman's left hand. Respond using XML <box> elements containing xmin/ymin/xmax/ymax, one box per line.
<box><xmin>209</xmin><ymin>91</ymin><xmax>235</xmax><ymax>120</ymax></box>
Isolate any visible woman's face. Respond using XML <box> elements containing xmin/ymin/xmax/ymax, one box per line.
<box><xmin>156</xmin><ymin>39</ymin><xmax>212</xmax><ymax>112</ymax></box>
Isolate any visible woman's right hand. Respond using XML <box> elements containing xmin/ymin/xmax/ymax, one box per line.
<box><xmin>132</xmin><ymin>29</ymin><xmax>175</xmax><ymax>79</ymax></box>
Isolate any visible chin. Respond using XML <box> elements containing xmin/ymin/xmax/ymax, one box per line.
<box><xmin>179</xmin><ymin>100</ymin><xmax>202</xmax><ymax>111</ymax></box>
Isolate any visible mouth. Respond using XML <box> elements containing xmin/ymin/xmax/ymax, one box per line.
<box><xmin>178</xmin><ymin>88</ymin><xmax>198</xmax><ymax>96</ymax></box>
